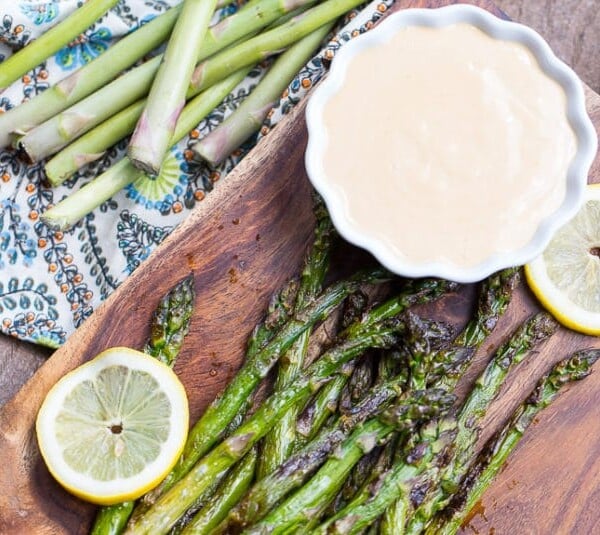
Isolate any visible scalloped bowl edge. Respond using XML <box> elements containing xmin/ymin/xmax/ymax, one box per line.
<box><xmin>305</xmin><ymin>4</ymin><xmax>598</xmax><ymax>283</ymax></box>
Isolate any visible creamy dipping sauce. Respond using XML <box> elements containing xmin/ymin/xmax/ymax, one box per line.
<box><xmin>321</xmin><ymin>23</ymin><xmax>577</xmax><ymax>268</ymax></box>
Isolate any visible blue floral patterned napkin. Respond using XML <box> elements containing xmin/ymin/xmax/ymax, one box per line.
<box><xmin>0</xmin><ymin>0</ymin><xmax>393</xmax><ymax>347</ymax></box>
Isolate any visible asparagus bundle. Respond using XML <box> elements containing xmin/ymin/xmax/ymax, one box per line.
<box><xmin>429</xmin><ymin>348</ymin><xmax>600</xmax><ymax>535</ymax></box>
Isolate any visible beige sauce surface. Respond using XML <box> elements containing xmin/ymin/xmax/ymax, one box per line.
<box><xmin>322</xmin><ymin>23</ymin><xmax>576</xmax><ymax>268</ymax></box>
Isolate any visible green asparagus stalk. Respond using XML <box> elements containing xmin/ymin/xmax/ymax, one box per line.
<box><xmin>127</xmin><ymin>323</ymin><xmax>405</xmax><ymax>534</ymax></box>
<box><xmin>326</xmin><ymin>313</ymin><xmax>558</xmax><ymax>535</ymax></box>
<box><xmin>128</xmin><ymin>0</ymin><xmax>219</xmax><ymax>174</ymax></box>
<box><xmin>193</xmin><ymin>21</ymin><xmax>332</xmax><ymax>166</ymax></box>
<box><xmin>17</xmin><ymin>0</ymin><xmax>319</xmax><ymax>160</ymax></box>
<box><xmin>381</xmin><ymin>269</ymin><xmax>519</xmax><ymax>531</ymax></box>
<box><xmin>187</xmin><ymin>0</ymin><xmax>367</xmax><ymax>96</ymax></box>
<box><xmin>430</xmin><ymin>348</ymin><xmax>600</xmax><ymax>535</ymax></box>
<box><xmin>181</xmin><ymin>448</ymin><xmax>258</xmax><ymax>535</ymax></box>
<box><xmin>42</xmin><ymin>3</ymin><xmax>313</xmax><ymax>185</ymax></box>
<box><xmin>0</xmin><ymin>0</ymin><xmax>119</xmax><ymax>92</ymax></box>
<box><xmin>0</xmin><ymin>4</ymin><xmax>181</xmax><ymax>148</ymax></box>
<box><xmin>90</xmin><ymin>276</ymin><xmax>195</xmax><ymax>535</ymax></box>
<box><xmin>127</xmin><ymin>281</ymin><xmax>454</xmax><ymax>534</ymax></box>
<box><xmin>217</xmin><ymin>360</ymin><xmax>451</xmax><ymax>531</ymax></box>
<box><xmin>258</xmin><ymin>200</ymin><xmax>334</xmax><ymax>478</ymax></box>
<box><xmin>134</xmin><ymin>269</ymin><xmax>392</xmax><ymax>513</ymax></box>
<box><xmin>249</xmin><ymin>418</ymin><xmax>395</xmax><ymax>534</ymax></box>
<box><xmin>314</xmin><ymin>417</ymin><xmax>458</xmax><ymax>535</ymax></box>
<box><xmin>41</xmin><ymin>67</ymin><xmax>251</xmax><ymax>230</ymax></box>
<box><xmin>295</xmin><ymin>292</ymin><xmax>369</xmax><ymax>447</ymax></box>
<box><xmin>332</xmin><ymin>313</ymin><xmax>557</xmax><ymax>533</ymax></box>
<box><xmin>44</xmin><ymin>99</ymin><xmax>146</xmax><ymax>186</ymax></box>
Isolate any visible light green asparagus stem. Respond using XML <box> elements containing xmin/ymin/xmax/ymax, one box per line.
<box><xmin>90</xmin><ymin>276</ymin><xmax>195</xmax><ymax>535</ymax></box>
<box><xmin>0</xmin><ymin>4</ymin><xmax>181</xmax><ymax>148</ymax></box>
<box><xmin>181</xmin><ymin>449</ymin><xmax>258</xmax><ymax>534</ymax></box>
<box><xmin>15</xmin><ymin>0</ymin><xmax>318</xmax><ymax>160</ymax></box>
<box><xmin>187</xmin><ymin>0</ymin><xmax>366</xmax><ymax>96</ymax></box>
<box><xmin>41</xmin><ymin>68</ymin><xmax>250</xmax><ymax>230</ymax></box>
<box><xmin>128</xmin><ymin>0</ymin><xmax>218</xmax><ymax>175</ymax></box>
<box><xmin>42</xmin><ymin>5</ymin><xmax>312</xmax><ymax>185</ymax></box>
<box><xmin>258</xmin><ymin>200</ymin><xmax>333</xmax><ymax>478</ymax></box>
<box><xmin>193</xmin><ymin>21</ymin><xmax>332</xmax><ymax>166</ymax></box>
<box><xmin>45</xmin><ymin>99</ymin><xmax>145</xmax><ymax>186</ymax></box>
<box><xmin>127</xmin><ymin>281</ymin><xmax>454</xmax><ymax>534</ymax></box>
<box><xmin>430</xmin><ymin>348</ymin><xmax>600</xmax><ymax>535</ymax></box>
<box><xmin>0</xmin><ymin>0</ymin><xmax>119</xmax><ymax>92</ymax></box>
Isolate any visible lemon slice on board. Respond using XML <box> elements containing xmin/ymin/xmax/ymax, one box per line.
<box><xmin>36</xmin><ymin>347</ymin><xmax>189</xmax><ymax>505</ymax></box>
<box><xmin>525</xmin><ymin>184</ymin><xmax>600</xmax><ymax>335</ymax></box>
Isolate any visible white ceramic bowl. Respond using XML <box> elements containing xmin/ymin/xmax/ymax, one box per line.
<box><xmin>305</xmin><ymin>4</ymin><xmax>598</xmax><ymax>283</ymax></box>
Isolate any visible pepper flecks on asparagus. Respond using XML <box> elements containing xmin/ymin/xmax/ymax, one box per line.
<box><xmin>181</xmin><ymin>448</ymin><xmax>258</xmax><ymax>535</ymax></box>
<box><xmin>259</xmin><ymin>201</ymin><xmax>334</xmax><ymax>478</ymax></box>
<box><xmin>0</xmin><ymin>0</ymin><xmax>120</xmax><ymax>92</ymax></box>
<box><xmin>315</xmin><ymin>417</ymin><xmax>459</xmax><ymax>535</ymax></box>
<box><xmin>41</xmin><ymin>68</ymin><xmax>251</xmax><ymax>231</ymax></box>
<box><xmin>90</xmin><ymin>276</ymin><xmax>195</xmax><ymax>535</ymax></box>
<box><xmin>193</xmin><ymin>22</ymin><xmax>334</xmax><ymax>166</ymax></box>
<box><xmin>403</xmin><ymin>312</ymin><xmax>559</xmax><ymax>535</ymax></box>
<box><xmin>430</xmin><ymin>348</ymin><xmax>600</xmax><ymax>535</ymax></box>
<box><xmin>126</xmin><ymin>319</ymin><xmax>406</xmax><ymax>534</ymax></box>
<box><xmin>319</xmin><ymin>313</ymin><xmax>557</xmax><ymax>534</ymax></box>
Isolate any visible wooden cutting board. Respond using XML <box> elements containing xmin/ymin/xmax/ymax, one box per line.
<box><xmin>1</xmin><ymin>1</ymin><xmax>599</xmax><ymax>533</ymax></box>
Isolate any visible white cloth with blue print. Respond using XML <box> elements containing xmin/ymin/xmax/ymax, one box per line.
<box><xmin>0</xmin><ymin>0</ymin><xmax>392</xmax><ymax>347</ymax></box>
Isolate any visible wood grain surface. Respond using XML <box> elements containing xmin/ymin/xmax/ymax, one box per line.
<box><xmin>0</xmin><ymin>1</ymin><xmax>599</xmax><ymax>534</ymax></box>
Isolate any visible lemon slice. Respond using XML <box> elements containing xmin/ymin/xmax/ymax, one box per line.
<box><xmin>36</xmin><ymin>347</ymin><xmax>189</xmax><ymax>505</ymax></box>
<box><xmin>525</xmin><ymin>184</ymin><xmax>600</xmax><ymax>335</ymax></box>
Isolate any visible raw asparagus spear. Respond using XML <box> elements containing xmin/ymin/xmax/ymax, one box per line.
<box><xmin>258</xmin><ymin>200</ymin><xmax>334</xmax><ymax>478</ymax></box>
<box><xmin>90</xmin><ymin>276</ymin><xmax>195</xmax><ymax>535</ymax></box>
<box><xmin>44</xmin><ymin>100</ymin><xmax>146</xmax><ymax>186</ymax></box>
<box><xmin>17</xmin><ymin>0</ymin><xmax>319</xmax><ymax>160</ymax></box>
<box><xmin>322</xmin><ymin>313</ymin><xmax>558</xmax><ymax>535</ymax></box>
<box><xmin>42</xmin><ymin>3</ymin><xmax>312</xmax><ymax>185</ymax></box>
<box><xmin>193</xmin><ymin>21</ymin><xmax>333</xmax><ymax>165</ymax></box>
<box><xmin>187</xmin><ymin>0</ymin><xmax>368</xmax><ymax>96</ymax></box>
<box><xmin>181</xmin><ymin>448</ymin><xmax>258</xmax><ymax>535</ymax></box>
<box><xmin>430</xmin><ymin>348</ymin><xmax>600</xmax><ymax>535</ymax></box>
<box><xmin>0</xmin><ymin>0</ymin><xmax>119</xmax><ymax>92</ymax></box>
<box><xmin>41</xmin><ymin>67</ymin><xmax>251</xmax><ymax>231</ymax></box>
<box><xmin>127</xmin><ymin>281</ymin><xmax>454</xmax><ymax>534</ymax></box>
<box><xmin>128</xmin><ymin>0</ymin><xmax>219</xmax><ymax>174</ymax></box>
<box><xmin>0</xmin><ymin>5</ymin><xmax>181</xmax><ymax>148</ymax></box>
